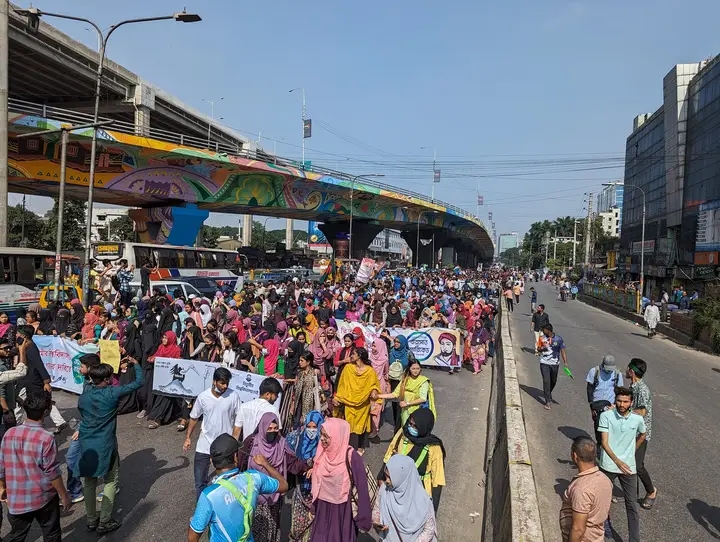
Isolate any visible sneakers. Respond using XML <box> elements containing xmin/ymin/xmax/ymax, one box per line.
<box><xmin>71</xmin><ymin>494</ymin><xmax>85</xmax><ymax>504</ymax></box>
<box><xmin>136</xmin><ymin>410</ymin><xmax>147</xmax><ymax>419</ymax></box>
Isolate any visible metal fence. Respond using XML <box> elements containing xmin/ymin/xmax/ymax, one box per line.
<box><xmin>582</xmin><ymin>283</ymin><xmax>640</xmax><ymax>313</ymax></box>
<box><xmin>8</xmin><ymin>98</ymin><xmax>487</xmax><ymax>229</ymax></box>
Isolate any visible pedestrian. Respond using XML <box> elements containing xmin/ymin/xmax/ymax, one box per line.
<box><xmin>626</xmin><ymin>358</ymin><xmax>657</xmax><ymax>510</ymax></box>
<box><xmin>232</xmin><ymin>377</ymin><xmax>282</xmax><ymax>441</ymax></box>
<box><xmin>0</xmin><ymin>390</ymin><xmax>71</xmax><ymax>542</ymax></box>
<box><xmin>183</xmin><ymin>367</ymin><xmax>242</xmax><ymax>500</ymax></box>
<box><xmin>530</xmin><ymin>304</ymin><xmax>549</xmax><ymax>353</ymax></box>
<box><xmin>537</xmin><ymin>323</ymin><xmax>569</xmax><ymax>410</ymax></box>
<box><xmin>78</xmin><ymin>360</ymin><xmax>144</xmax><ymax>534</ymax></box>
<box><xmin>598</xmin><ymin>386</ymin><xmax>646</xmax><ymax>541</ymax></box>
<box><xmin>643</xmin><ymin>300</ymin><xmax>660</xmax><ymax>338</ymax></box>
<box><xmin>529</xmin><ymin>287</ymin><xmax>537</xmax><ymax>312</ymax></box>
<box><xmin>503</xmin><ymin>286</ymin><xmax>514</xmax><ymax>312</ymax></box>
<box><xmin>559</xmin><ymin>436</ymin><xmax>612</xmax><ymax>542</ymax></box>
<box><xmin>116</xmin><ymin>259</ymin><xmax>135</xmax><ymax>307</ymax></box>
<box><xmin>187</xmin><ymin>433</ymin><xmax>289</xmax><ymax>542</ymax></box>
<box><xmin>585</xmin><ymin>355</ymin><xmax>623</xmax><ymax>446</ymax></box>
<box><xmin>513</xmin><ymin>281</ymin><xmax>521</xmax><ymax>304</ymax></box>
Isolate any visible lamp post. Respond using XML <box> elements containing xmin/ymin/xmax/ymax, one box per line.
<box><xmin>420</xmin><ymin>146</ymin><xmax>437</xmax><ymax>201</ymax></box>
<box><xmin>288</xmin><ymin>87</ymin><xmax>306</xmax><ymax>165</ymax></box>
<box><xmin>15</xmin><ymin>7</ymin><xmax>202</xmax><ymax>306</ymax></box>
<box><xmin>349</xmin><ymin>174</ymin><xmax>384</xmax><ymax>260</ymax></box>
<box><xmin>202</xmin><ymin>97</ymin><xmax>223</xmax><ymax>148</ymax></box>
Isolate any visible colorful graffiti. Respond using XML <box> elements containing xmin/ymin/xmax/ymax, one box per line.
<box><xmin>7</xmin><ymin>110</ymin><xmax>492</xmax><ymax>255</ymax></box>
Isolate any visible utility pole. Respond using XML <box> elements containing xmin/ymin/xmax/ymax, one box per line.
<box><xmin>553</xmin><ymin>228</ymin><xmax>558</xmax><ymax>260</ymax></box>
<box><xmin>584</xmin><ymin>193</ymin><xmax>593</xmax><ymax>274</ymax></box>
<box><xmin>0</xmin><ymin>0</ymin><xmax>9</xmax><ymax>246</ymax></box>
<box><xmin>572</xmin><ymin>219</ymin><xmax>578</xmax><ymax>267</ymax></box>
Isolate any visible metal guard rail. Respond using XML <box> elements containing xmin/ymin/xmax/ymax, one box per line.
<box><xmin>8</xmin><ymin>97</ymin><xmax>486</xmax><ymax>229</ymax></box>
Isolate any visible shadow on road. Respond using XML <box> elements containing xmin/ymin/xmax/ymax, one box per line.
<box><xmin>557</xmin><ymin>426</ymin><xmax>592</xmax><ymax>441</ymax></box>
<box><xmin>687</xmin><ymin>499</ymin><xmax>720</xmax><ymax>539</ymax></box>
<box><xmin>519</xmin><ymin>384</ymin><xmax>545</xmax><ymax>405</ymax></box>
<box><xmin>554</xmin><ymin>477</ymin><xmax>570</xmax><ymax>497</ymax></box>
<box><xmin>712</xmin><ymin>368</ymin><xmax>720</xmax><ymax>374</ymax></box>
<box><xmin>520</xmin><ymin>347</ymin><xmax>536</xmax><ymax>355</ymax></box>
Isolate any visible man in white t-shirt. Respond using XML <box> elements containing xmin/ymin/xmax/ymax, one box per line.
<box><xmin>183</xmin><ymin>367</ymin><xmax>242</xmax><ymax>500</ymax></box>
<box><xmin>232</xmin><ymin>377</ymin><xmax>282</xmax><ymax>442</ymax></box>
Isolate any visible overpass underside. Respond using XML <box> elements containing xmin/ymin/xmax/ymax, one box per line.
<box><xmin>7</xmin><ymin>113</ymin><xmax>494</xmax><ymax>263</ymax></box>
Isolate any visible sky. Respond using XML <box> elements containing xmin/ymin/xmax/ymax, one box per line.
<box><xmin>14</xmin><ymin>0</ymin><xmax>720</xmax><ymax>240</ymax></box>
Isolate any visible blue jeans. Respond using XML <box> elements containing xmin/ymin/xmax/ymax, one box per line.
<box><xmin>194</xmin><ymin>452</ymin><xmax>212</xmax><ymax>501</ymax></box>
<box><xmin>66</xmin><ymin>438</ymin><xmax>83</xmax><ymax>499</ymax></box>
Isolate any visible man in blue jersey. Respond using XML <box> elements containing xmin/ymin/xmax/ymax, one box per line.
<box><xmin>187</xmin><ymin>433</ymin><xmax>288</xmax><ymax>542</ymax></box>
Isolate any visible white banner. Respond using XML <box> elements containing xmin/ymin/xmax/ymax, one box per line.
<box><xmin>336</xmin><ymin>322</ymin><xmax>465</xmax><ymax>369</ymax></box>
<box><xmin>33</xmin><ymin>336</ymin><xmax>100</xmax><ymax>394</ymax></box>
<box><xmin>356</xmin><ymin>257</ymin><xmax>376</xmax><ymax>284</ymax></box>
<box><xmin>152</xmin><ymin>357</ymin><xmax>283</xmax><ymax>403</ymax></box>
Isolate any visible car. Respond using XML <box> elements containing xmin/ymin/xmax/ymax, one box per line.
<box><xmin>179</xmin><ymin>276</ymin><xmax>236</xmax><ymax>298</ymax></box>
<box><xmin>129</xmin><ymin>280</ymin><xmax>211</xmax><ymax>304</ymax></box>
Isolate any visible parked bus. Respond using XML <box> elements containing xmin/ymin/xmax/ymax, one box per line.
<box><xmin>0</xmin><ymin>248</ymin><xmax>81</xmax><ymax>288</ymax></box>
<box><xmin>90</xmin><ymin>242</ymin><xmax>247</xmax><ymax>281</ymax></box>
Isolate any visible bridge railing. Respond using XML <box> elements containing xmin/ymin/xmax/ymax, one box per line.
<box><xmin>8</xmin><ymin>97</ymin><xmax>487</xmax><ymax>231</ymax></box>
<box><xmin>581</xmin><ymin>283</ymin><xmax>640</xmax><ymax>313</ymax></box>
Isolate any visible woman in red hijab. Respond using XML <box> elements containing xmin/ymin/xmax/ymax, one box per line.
<box><xmin>351</xmin><ymin>326</ymin><xmax>365</xmax><ymax>348</ymax></box>
<box><xmin>147</xmin><ymin>331</ymin><xmax>182</xmax><ymax>429</ymax></box>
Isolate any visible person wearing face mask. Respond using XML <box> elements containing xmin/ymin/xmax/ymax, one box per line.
<box><xmin>373</xmin><ymin>454</ymin><xmax>438</xmax><ymax>541</ymax></box>
<box><xmin>182</xmin><ymin>368</ymin><xmax>242</xmax><ymax>500</ymax></box>
<box><xmin>232</xmin><ymin>377</ymin><xmax>282</xmax><ymax>442</ymax></box>
<box><xmin>378</xmin><ymin>407</ymin><xmax>446</xmax><ymax>512</ymax></box>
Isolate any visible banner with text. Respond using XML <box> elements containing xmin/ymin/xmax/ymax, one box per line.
<box><xmin>152</xmin><ymin>357</ymin><xmax>283</xmax><ymax>403</ymax></box>
<box><xmin>336</xmin><ymin>322</ymin><xmax>464</xmax><ymax>369</ymax></box>
<box><xmin>33</xmin><ymin>336</ymin><xmax>102</xmax><ymax>394</ymax></box>
<box><xmin>356</xmin><ymin>257</ymin><xmax>376</xmax><ymax>284</ymax></box>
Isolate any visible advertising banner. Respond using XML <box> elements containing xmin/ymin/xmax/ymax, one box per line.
<box><xmin>356</xmin><ymin>257</ymin><xmax>376</xmax><ymax>284</ymax></box>
<box><xmin>307</xmin><ymin>221</ymin><xmax>331</xmax><ymax>251</ymax></box>
<box><xmin>336</xmin><ymin>322</ymin><xmax>464</xmax><ymax>369</ymax></box>
<box><xmin>152</xmin><ymin>357</ymin><xmax>283</xmax><ymax>403</ymax></box>
<box><xmin>696</xmin><ymin>199</ymin><xmax>720</xmax><ymax>251</ymax></box>
<box><xmin>32</xmin><ymin>336</ymin><xmax>102</xmax><ymax>394</ymax></box>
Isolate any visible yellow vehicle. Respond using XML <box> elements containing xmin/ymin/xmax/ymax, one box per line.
<box><xmin>39</xmin><ymin>284</ymin><xmax>88</xmax><ymax>308</ymax></box>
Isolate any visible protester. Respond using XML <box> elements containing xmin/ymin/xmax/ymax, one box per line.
<box><xmin>537</xmin><ymin>323</ymin><xmax>569</xmax><ymax>410</ymax></box>
<box><xmin>233</xmin><ymin>377</ymin><xmax>282</xmax><ymax>441</ymax></box>
<box><xmin>378</xmin><ymin>358</ymin><xmax>435</xmax><ymax>427</ymax></box>
<box><xmin>626</xmin><ymin>358</ymin><xmax>656</xmax><ymax>510</ymax></box>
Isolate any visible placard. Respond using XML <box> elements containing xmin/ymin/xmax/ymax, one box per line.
<box><xmin>32</xmin><ymin>336</ymin><xmax>100</xmax><ymax>394</ymax></box>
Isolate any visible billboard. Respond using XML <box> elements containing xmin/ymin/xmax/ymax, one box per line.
<box><xmin>307</xmin><ymin>221</ymin><xmax>331</xmax><ymax>251</ymax></box>
<box><xmin>696</xmin><ymin>199</ymin><xmax>720</xmax><ymax>252</ymax></box>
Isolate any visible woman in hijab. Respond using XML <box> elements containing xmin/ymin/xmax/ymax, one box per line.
<box><xmin>136</xmin><ymin>311</ymin><xmax>159</xmax><ymax>419</ymax></box>
<box><xmin>288</xmin><ymin>352</ymin><xmax>320</xmax><ymax>429</ymax></box>
<box><xmin>388</xmin><ymin>334</ymin><xmax>410</xmax><ymax>422</ymax></box>
<box><xmin>369</xmin><ymin>339</ymin><xmax>390</xmax><ymax>437</ymax></box>
<box><xmin>117</xmin><ymin>316</ymin><xmax>142</xmax><ymax>415</ymax></box>
<box><xmin>239</xmin><ymin>412</ymin><xmax>291</xmax><ymax>542</ymax></box>
<box><xmin>332</xmin><ymin>333</ymin><xmax>355</xmax><ymax>391</ymax></box>
<box><xmin>351</xmin><ymin>326</ymin><xmax>365</xmax><ymax>349</ymax></box>
<box><xmin>469</xmin><ymin>318</ymin><xmax>490</xmax><ymax>375</ymax></box>
<box><xmin>181</xmin><ymin>320</ymin><xmax>205</xmax><ymax>360</ymax></box>
<box><xmin>80</xmin><ymin>313</ymin><xmax>100</xmax><ymax>344</ymax></box>
<box><xmin>198</xmin><ymin>332</ymin><xmax>221</xmax><ymax>363</ymax></box>
<box><xmin>285</xmin><ymin>339</ymin><xmax>303</xmax><ymax>381</ymax></box>
<box><xmin>374</xmin><ymin>454</ymin><xmax>438</xmax><ymax>541</ymax></box>
<box><xmin>37</xmin><ymin>308</ymin><xmax>55</xmax><ymax>336</ymax></box>
<box><xmin>385</xmin><ymin>304</ymin><xmax>403</xmax><ymax>328</ymax></box>
<box><xmin>146</xmin><ymin>330</ymin><xmax>182</xmax><ymax>429</ymax></box>
<box><xmin>378</xmin><ymin>407</ymin><xmax>446</xmax><ymax>512</ymax></box>
<box><xmin>286</xmin><ymin>410</ymin><xmax>324</xmax><ymax>542</ymax></box>
<box><xmin>276</xmin><ymin>320</ymin><xmax>291</xmax><ymax>354</ymax></box>
<box><xmin>54</xmin><ymin>308</ymin><xmax>71</xmax><ymax>337</ymax></box>
<box><xmin>199</xmin><ymin>304</ymin><xmax>212</xmax><ymax>328</ymax></box>
<box><xmin>370</xmin><ymin>301</ymin><xmax>385</xmax><ymax>326</ymax></box>
<box><xmin>310</xmin><ymin>418</ymin><xmax>372</xmax><ymax>541</ymax></box>
<box><xmin>0</xmin><ymin>312</ymin><xmax>16</xmax><ymax>347</ymax></box>
<box><xmin>157</xmin><ymin>305</ymin><xmax>177</xmax><ymax>336</ymax></box>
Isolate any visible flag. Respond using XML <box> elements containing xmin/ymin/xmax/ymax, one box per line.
<box><xmin>433</xmin><ymin>169</ymin><xmax>441</xmax><ymax>183</ymax></box>
<box><xmin>319</xmin><ymin>253</ymin><xmax>334</xmax><ymax>283</ymax></box>
<box><xmin>477</xmin><ymin>195</ymin><xmax>484</xmax><ymax>205</ymax></box>
<box><xmin>303</xmin><ymin>119</ymin><xmax>312</xmax><ymax>138</ymax></box>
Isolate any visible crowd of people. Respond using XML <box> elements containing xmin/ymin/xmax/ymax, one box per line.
<box><xmin>0</xmin><ymin>262</ymin><xmax>502</xmax><ymax>541</ymax></box>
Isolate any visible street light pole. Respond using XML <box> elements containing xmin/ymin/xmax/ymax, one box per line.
<box><xmin>14</xmin><ymin>7</ymin><xmax>202</xmax><ymax>306</ymax></box>
<box><xmin>289</xmin><ymin>87</ymin><xmax>306</xmax><ymax>165</ymax></box>
<box><xmin>348</xmin><ymin>174</ymin><xmax>384</xmax><ymax>260</ymax></box>
<box><xmin>202</xmin><ymin>97</ymin><xmax>223</xmax><ymax>148</ymax></box>
<box><xmin>572</xmin><ymin>219</ymin><xmax>578</xmax><ymax>267</ymax></box>
<box><xmin>421</xmin><ymin>146</ymin><xmax>437</xmax><ymax>201</ymax></box>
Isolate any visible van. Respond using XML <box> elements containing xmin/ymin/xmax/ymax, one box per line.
<box><xmin>130</xmin><ymin>280</ymin><xmax>210</xmax><ymax>303</ymax></box>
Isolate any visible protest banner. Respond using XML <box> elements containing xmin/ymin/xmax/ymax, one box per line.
<box><xmin>33</xmin><ymin>336</ymin><xmax>100</xmax><ymax>394</ymax></box>
<box><xmin>152</xmin><ymin>357</ymin><xmax>283</xmax><ymax>403</ymax></box>
<box><xmin>98</xmin><ymin>340</ymin><xmax>121</xmax><ymax>372</ymax></box>
<box><xmin>356</xmin><ymin>257</ymin><xmax>376</xmax><ymax>284</ymax></box>
<box><xmin>336</xmin><ymin>321</ymin><xmax>464</xmax><ymax>369</ymax></box>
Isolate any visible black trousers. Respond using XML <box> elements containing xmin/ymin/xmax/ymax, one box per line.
<box><xmin>601</xmin><ymin>470</ymin><xmax>640</xmax><ymax>542</ymax></box>
<box><xmin>505</xmin><ymin>297</ymin><xmax>514</xmax><ymax>312</ymax></box>
<box><xmin>540</xmin><ymin>364</ymin><xmax>559</xmax><ymax>404</ymax></box>
<box><xmin>349</xmin><ymin>432</ymin><xmax>368</xmax><ymax>450</ymax></box>
<box><xmin>389</xmin><ymin>378</ymin><xmax>401</xmax><ymax>432</ymax></box>
<box><xmin>635</xmin><ymin>439</ymin><xmax>654</xmax><ymax>495</ymax></box>
<box><xmin>5</xmin><ymin>494</ymin><xmax>62</xmax><ymax>542</ymax></box>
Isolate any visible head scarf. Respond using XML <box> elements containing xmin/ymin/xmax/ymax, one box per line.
<box><xmin>81</xmin><ymin>313</ymin><xmax>99</xmax><ymax>340</ymax></box>
<box><xmin>199</xmin><ymin>304</ymin><xmax>212</xmax><ymax>327</ymax></box>
<box><xmin>54</xmin><ymin>309</ymin><xmax>70</xmax><ymax>336</ymax></box>
<box><xmin>370</xmin><ymin>338</ymin><xmax>389</xmax><ymax>373</ymax></box>
<box><xmin>285</xmin><ymin>339</ymin><xmax>303</xmax><ymax>379</ymax></box>
<box><xmin>380</xmin><ymin>454</ymin><xmax>435</xmax><ymax>541</ymax></box>
<box><xmin>285</xmin><ymin>410</ymin><xmax>324</xmax><ymax>461</ymax></box>
<box><xmin>262</xmin><ymin>338</ymin><xmax>280</xmax><ymax>375</ymax></box>
<box><xmin>38</xmin><ymin>309</ymin><xmax>54</xmax><ymax>335</ymax></box>
<box><xmin>249</xmin><ymin>412</ymin><xmax>286</xmax><ymax>505</ymax></box>
<box><xmin>352</xmin><ymin>325</ymin><xmax>365</xmax><ymax>348</ymax></box>
<box><xmin>311</xmin><ymin>418</ymin><xmax>352</xmax><ymax>505</ymax></box>
<box><xmin>389</xmin><ymin>334</ymin><xmax>409</xmax><ymax>368</ymax></box>
<box><xmin>305</xmin><ymin>313</ymin><xmax>319</xmax><ymax>335</ymax></box>
<box><xmin>0</xmin><ymin>315</ymin><xmax>10</xmax><ymax>339</ymax></box>
<box><xmin>276</xmin><ymin>320</ymin><xmax>288</xmax><ymax>341</ymax></box>
<box><xmin>402</xmin><ymin>407</ymin><xmax>446</xmax><ymax>459</ymax></box>
<box><xmin>154</xmin><ymin>330</ymin><xmax>181</xmax><ymax>359</ymax></box>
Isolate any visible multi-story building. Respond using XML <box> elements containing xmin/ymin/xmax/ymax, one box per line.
<box><xmin>369</xmin><ymin>229</ymin><xmax>409</xmax><ymax>261</ymax></box>
<box><xmin>90</xmin><ymin>207</ymin><xmax>129</xmax><ymax>242</ymax></box>
<box><xmin>497</xmin><ymin>233</ymin><xmax>519</xmax><ymax>256</ymax></box>
<box><xmin>622</xmin><ymin>58</ymin><xmax>720</xmax><ymax>294</ymax></box>
<box><xmin>597</xmin><ymin>181</ymin><xmax>624</xmax><ymax>214</ymax></box>
<box><xmin>599</xmin><ymin>209</ymin><xmax>621</xmax><ymax>238</ymax></box>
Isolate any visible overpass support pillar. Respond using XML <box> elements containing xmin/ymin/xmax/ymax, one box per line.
<box><xmin>129</xmin><ymin>204</ymin><xmax>209</xmax><ymax>246</ymax></box>
<box><xmin>286</xmin><ymin>219</ymin><xmax>294</xmax><ymax>249</ymax></box>
<box><xmin>242</xmin><ymin>215</ymin><xmax>252</xmax><ymax>246</ymax></box>
<box><xmin>318</xmin><ymin>221</ymin><xmax>383</xmax><ymax>260</ymax></box>
<box><xmin>134</xmin><ymin>106</ymin><xmax>151</xmax><ymax>137</ymax></box>
<box><xmin>400</xmin><ymin>231</ymin><xmax>449</xmax><ymax>267</ymax></box>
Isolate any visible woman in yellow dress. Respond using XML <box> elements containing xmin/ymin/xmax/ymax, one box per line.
<box><xmin>377</xmin><ymin>358</ymin><xmax>435</xmax><ymax>427</ymax></box>
<box><xmin>334</xmin><ymin>346</ymin><xmax>380</xmax><ymax>454</ymax></box>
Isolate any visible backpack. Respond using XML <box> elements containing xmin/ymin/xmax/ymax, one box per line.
<box><xmin>592</xmin><ymin>366</ymin><xmax>620</xmax><ymax>391</ymax></box>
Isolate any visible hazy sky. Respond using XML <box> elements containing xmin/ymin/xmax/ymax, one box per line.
<box><xmin>14</xmin><ymin>0</ymin><xmax>720</xmax><ymax>237</ymax></box>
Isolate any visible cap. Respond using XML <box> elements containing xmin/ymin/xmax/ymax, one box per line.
<box><xmin>601</xmin><ymin>355</ymin><xmax>616</xmax><ymax>370</ymax></box>
<box><xmin>210</xmin><ymin>434</ymin><xmax>240</xmax><ymax>462</ymax></box>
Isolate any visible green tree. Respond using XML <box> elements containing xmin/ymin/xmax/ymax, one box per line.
<box><xmin>218</xmin><ymin>225</ymin><xmax>240</xmax><ymax>237</ymax></box>
<box><xmin>201</xmin><ymin>225</ymin><xmax>221</xmax><ymax>248</ymax></box>
<box><xmin>7</xmin><ymin>204</ymin><xmax>45</xmax><ymax>247</ymax></box>
<box><xmin>107</xmin><ymin>215</ymin><xmax>135</xmax><ymax>242</ymax></box>
<box><xmin>42</xmin><ymin>199</ymin><xmax>87</xmax><ymax>251</ymax></box>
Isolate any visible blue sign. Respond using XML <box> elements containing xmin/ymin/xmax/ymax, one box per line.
<box><xmin>307</xmin><ymin>221</ymin><xmax>328</xmax><ymax>245</ymax></box>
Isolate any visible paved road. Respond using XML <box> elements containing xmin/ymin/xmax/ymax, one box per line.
<box><xmin>509</xmin><ymin>281</ymin><xmax>720</xmax><ymax>541</ymax></box>
<box><xmin>0</xmin><ymin>360</ymin><xmax>489</xmax><ymax>541</ymax></box>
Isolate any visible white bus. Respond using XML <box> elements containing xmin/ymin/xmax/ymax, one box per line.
<box><xmin>90</xmin><ymin>242</ymin><xmax>247</xmax><ymax>281</ymax></box>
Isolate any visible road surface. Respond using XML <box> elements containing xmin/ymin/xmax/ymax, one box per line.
<box><xmin>509</xmin><ymin>280</ymin><xmax>720</xmax><ymax>541</ymax></box>
<box><xmin>0</xmin><ymin>359</ymin><xmax>489</xmax><ymax>541</ymax></box>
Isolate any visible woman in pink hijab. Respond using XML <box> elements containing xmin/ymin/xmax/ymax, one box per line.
<box><xmin>368</xmin><ymin>338</ymin><xmax>390</xmax><ymax>437</ymax></box>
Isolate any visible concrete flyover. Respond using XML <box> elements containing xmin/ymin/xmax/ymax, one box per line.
<box><xmin>7</xmin><ymin>101</ymin><xmax>495</xmax><ymax>264</ymax></box>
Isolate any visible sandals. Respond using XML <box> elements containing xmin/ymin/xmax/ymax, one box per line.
<box><xmin>641</xmin><ymin>490</ymin><xmax>658</xmax><ymax>510</ymax></box>
<box><xmin>97</xmin><ymin>518</ymin><xmax>122</xmax><ymax>534</ymax></box>
<box><xmin>148</xmin><ymin>421</ymin><xmax>159</xmax><ymax>429</ymax></box>
<box><xmin>177</xmin><ymin>422</ymin><xmax>187</xmax><ymax>432</ymax></box>
<box><xmin>86</xmin><ymin>519</ymin><xmax>99</xmax><ymax>532</ymax></box>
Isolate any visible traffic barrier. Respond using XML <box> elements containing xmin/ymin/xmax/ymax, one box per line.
<box><xmin>482</xmin><ymin>305</ymin><xmax>544</xmax><ymax>541</ymax></box>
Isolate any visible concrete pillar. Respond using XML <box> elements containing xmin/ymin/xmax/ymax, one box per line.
<box><xmin>134</xmin><ymin>105</ymin><xmax>151</xmax><ymax>137</ymax></box>
<box><xmin>441</xmin><ymin>246</ymin><xmax>455</xmax><ymax>267</ymax></box>
<box><xmin>242</xmin><ymin>215</ymin><xmax>252</xmax><ymax>246</ymax></box>
<box><xmin>318</xmin><ymin>221</ymin><xmax>383</xmax><ymax>260</ymax></box>
<box><xmin>286</xmin><ymin>218</ymin><xmax>294</xmax><ymax>250</ymax></box>
<box><xmin>400</xmin><ymin>231</ymin><xmax>449</xmax><ymax>267</ymax></box>
<box><xmin>129</xmin><ymin>203</ymin><xmax>209</xmax><ymax>245</ymax></box>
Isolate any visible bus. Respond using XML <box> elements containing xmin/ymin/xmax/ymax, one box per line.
<box><xmin>0</xmin><ymin>248</ymin><xmax>79</xmax><ymax>289</ymax></box>
<box><xmin>90</xmin><ymin>242</ymin><xmax>247</xmax><ymax>281</ymax></box>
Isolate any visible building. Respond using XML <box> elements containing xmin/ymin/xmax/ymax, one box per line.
<box><xmin>597</xmin><ymin>181</ymin><xmax>624</xmax><ymax>214</ymax></box>
<box><xmin>622</xmin><ymin>58</ymin><xmax>720</xmax><ymax>294</ymax></box>
<box><xmin>90</xmin><ymin>207</ymin><xmax>129</xmax><ymax>242</ymax></box>
<box><xmin>599</xmin><ymin>209</ymin><xmax>621</xmax><ymax>237</ymax></box>
<box><xmin>497</xmin><ymin>233</ymin><xmax>519</xmax><ymax>256</ymax></box>
<box><xmin>368</xmin><ymin>229</ymin><xmax>409</xmax><ymax>261</ymax></box>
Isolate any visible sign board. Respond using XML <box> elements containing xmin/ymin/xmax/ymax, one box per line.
<box><xmin>696</xmin><ymin>199</ymin><xmax>720</xmax><ymax>251</ymax></box>
<box><xmin>93</xmin><ymin>243</ymin><xmax>123</xmax><ymax>259</ymax></box>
